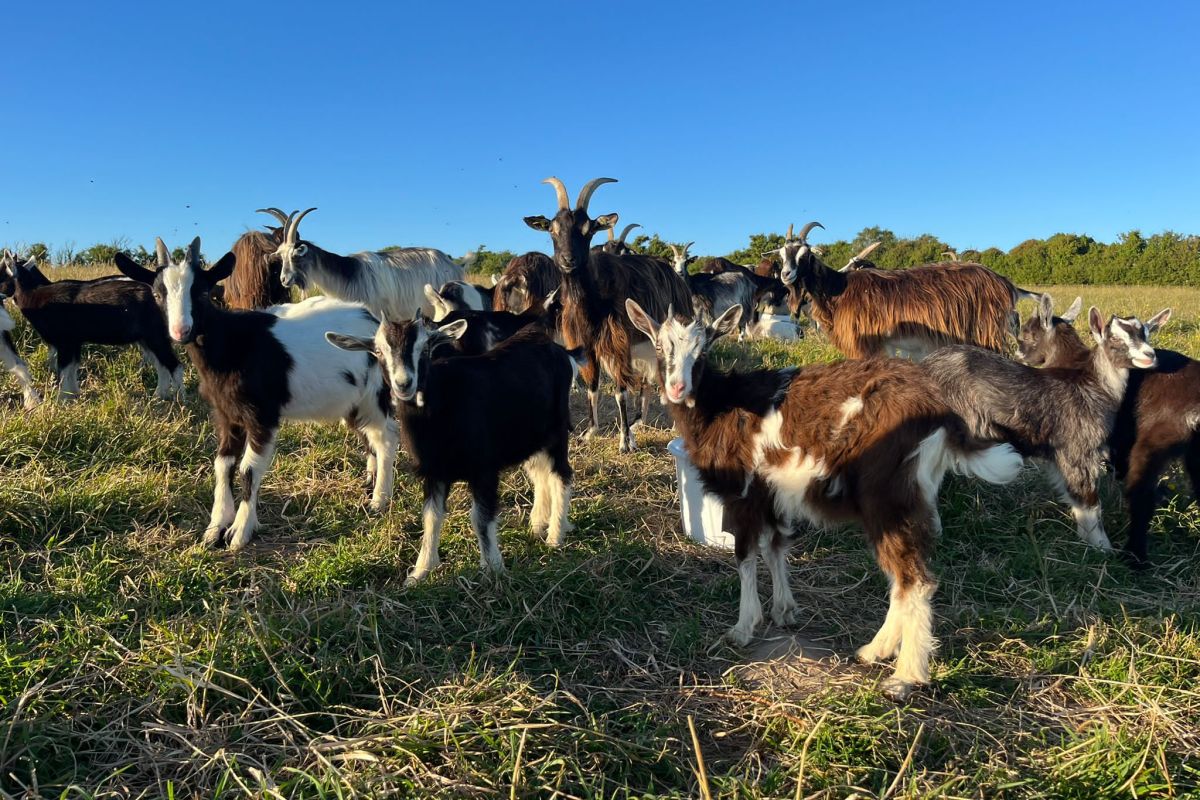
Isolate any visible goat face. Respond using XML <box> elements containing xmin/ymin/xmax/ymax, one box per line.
<box><xmin>1017</xmin><ymin>294</ymin><xmax>1082</xmax><ymax>366</ymax></box>
<box><xmin>524</xmin><ymin>177</ymin><xmax>619</xmax><ymax>273</ymax></box>
<box><xmin>495</xmin><ymin>273</ymin><xmax>531</xmax><ymax>313</ymax></box>
<box><xmin>626</xmin><ymin>299</ymin><xmax>741</xmax><ymax>407</ymax></box>
<box><xmin>331</xmin><ymin>317</ymin><xmax>467</xmax><ymax>406</ymax></box>
<box><xmin>276</xmin><ymin>240</ymin><xmax>315</xmax><ymax>291</ymax></box>
<box><xmin>117</xmin><ymin>237</ymin><xmax>235</xmax><ymax>344</ymax></box>
<box><xmin>1089</xmin><ymin>306</ymin><xmax>1160</xmax><ymax>370</ymax></box>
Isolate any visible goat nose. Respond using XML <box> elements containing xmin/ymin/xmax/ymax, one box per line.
<box><xmin>171</xmin><ymin>325</ymin><xmax>190</xmax><ymax>341</ymax></box>
<box><xmin>668</xmin><ymin>381</ymin><xmax>686</xmax><ymax>397</ymax></box>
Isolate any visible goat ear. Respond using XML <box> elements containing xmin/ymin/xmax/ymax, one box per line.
<box><xmin>593</xmin><ymin>214</ymin><xmax>618</xmax><ymax>232</ymax></box>
<box><xmin>1037</xmin><ymin>294</ymin><xmax>1055</xmax><ymax>330</ymax></box>
<box><xmin>423</xmin><ymin>283</ymin><xmax>442</xmax><ymax>307</ymax></box>
<box><xmin>625</xmin><ymin>299</ymin><xmax>659</xmax><ymax>342</ymax></box>
<box><xmin>524</xmin><ymin>215</ymin><xmax>552</xmax><ymax>232</ymax></box>
<box><xmin>491</xmin><ymin>274</ymin><xmax>499</xmax><ymax>287</ymax></box>
<box><xmin>1061</xmin><ymin>296</ymin><xmax>1082</xmax><ymax>323</ymax></box>
<box><xmin>325</xmin><ymin>332</ymin><xmax>374</xmax><ymax>352</ymax></box>
<box><xmin>204</xmin><ymin>251</ymin><xmax>236</xmax><ymax>284</ymax></box>
<box><xmin>1144</xmin><ymin>308</ymin><xmax>1172</xmax><ymax>335</ymax></box>
<box><xmin>114</xmin><ymin>253</ymin><xmax>158</xmax><ymax>284</ymax></box>
<box><xmin>187</xmin><ymin>237</ymin><xmax>202</xmax><ymax>267</ymax></box>
<box><xmin>709</xmin><ymin>305</ymin><xmax>743</xmax><ymax>342</ymax></box>
<box><xmin>1088</xmin><ymin>307</ymin><xmax>1105</xmax><ymax>342</ymax></box>
<box><xmin>437</xmin><ymin>319</ymin><xmax>468</xmax><ymax>341</ymax></box>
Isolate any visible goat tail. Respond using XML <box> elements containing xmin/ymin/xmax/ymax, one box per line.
<box><xmin>1015</xmin><ymin>287</ymin><xmax>1043</xmax><ymax>304</ymax></box>
<box><xmin>565</xmin><ymin>346</ymin><xmax>589</xmax><ymax>384</ymax></box>
<box><xmin>941</xmin><ymin>422</ymin><xmax>1024</xmax><ymax>485</ymax></box>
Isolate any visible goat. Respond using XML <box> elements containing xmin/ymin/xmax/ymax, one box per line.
<box><xmin>778</xmin><ymin>222</ymin><xmax>1041</xmax><ymax>359</ymax></box>
<box><xmin>686</xmin><ymin>251</ymin><xmax>789</xmax><ymax>326</ymax></box>
<box><xmin>426</xmin><ymin>279</ymin><xmax>496</xmax><ymax>318</ymax></box>
<box><xmin>121</xmin><ymin>237</ymin><xmax>396</xmax><ymax>550</ymax></box>
<box><xmin>924</xmin><ymin>299</ymin><xmax>1158</xmax><ymax>552</ymax></box>
<box><xmin>840</xmin><ymin>241</ymin><xmax>883</xmax><ymax>272</ymax></box>
<box><xmin>5</xmin><ymin>254</ymin><xmax>182</xmax><ymax>401</ymax></box>
<box><xmin>596</xmin><ymin>223</ymin><xmax>642</xmax><ymax>256</ymax></box>
<box><xmin>668</xmin><ymin>242</ymin><xmax>755</xmax><ymax>334</ymax></box>
<box><xmin>0</xmin><ymin>254</ymin><xmax>41</xmax><ymax>408</ymax></box>
<box><xmin>423</xmin><ymin>284</ymin><xmax>559</xmax><ymax>354</ymax></box>
<box><xmin>327</xmin><ymin>318</ymin><xmax>577</xmax><ymax>583</ymax></box>
<box><xmin>274</xmin><ymin>208</ymin><xmax>464</xmax><ymax>320</ymax></box>
<box><xmin>224</xmin><ymin>208</ymin><xmax>291</xmax><ymax>309</ymax></box>
<box><xmin>493</xmin><ymin>252</ymin><xmax>561</xmax><ymax>315</ymax></box>
<box><xmin>626</xmin><ymin>299</ymin><xmax>1022</xmax><ymax>700</ymax></box>
<box><xmin>524</xmin><ymin>176</ymin><xmax>692</xmax><ymax>452</ymax></box>
<box><xmin>1017</xmin><ymin>295</ymin><xmax>1180</xmax><ymax>566</ymax></box>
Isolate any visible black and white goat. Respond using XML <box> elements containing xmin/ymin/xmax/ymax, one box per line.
<box><xmin>625</xmin><ymin>300</ymin><xmax>1022</xmax><ymax>700</ymax></box>
<box><xmin>1017</xmin><ymin>296</ymin><xmax>1180</xmax><ymax>566</ymax></box>
<box><xmin>327</xmin><ymin>318</ymin><xmax>577</xmax><ymax>583</ymax></box>
<box><xmin>120</xmin><ymin>238</ymin><xmax>396</xmax><ymax>550</ymax></box>
<box><xmin>597</xmin><ymin>223</ymin><xmax>642</xmax><ymax>256</ymax></box>
<box><xmin>924</xmin><ymin>300</ymin><xmax>1158</xmax><ymax>552</ymax></box>
<box><xmin>0</xmin><ymin>255</ymin><xmax>40</xmax><ymax>408</ymax></box>
<box><xmin>4</xmin><ymin>254</ymin><xmax>182</xmax><ymax>401</ymax></box>
<box><xmin>426</xmin><ymin>279</ymin><xmax>497</xmax><ymax>320</ymax></box>
<box><xmin>273</xmin><ymin>208</ymin><xmax>464</xmax><ymax>320</ymax></box>
<box><xmin>668</xmin><ymin>242</ymin><xmax>755</xmax><ymax>333</ymax></box>
<box><xmin>423</xmin><ymin>284</ymin><xmax>560</xmax><ymax>355</ymax></box>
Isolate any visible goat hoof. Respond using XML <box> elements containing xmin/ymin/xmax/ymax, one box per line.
<box><xmin>880</xmin><ymin>676</ymin><xmax>921</xmax><ymax>703</ymax></box>
<box><xmin>226</xmin><ymin>528</ymin><xmax>254</xmax><ymax>551</ymax></box>
<box><xmin>201</xmin><ymin>526</ymin><xmax>229</xmax><ymax>549</ymax></box>
<box><xmin>368</xmin><ymin>499</ymin><xmax>389</xmax><ymax>514</ymax></box>
<box><xmin>856</xmin><ymin>643</ymin><xmax>895</xmax><ymax>664</ymax></box>
<box><xmin>725</xmin><ymin>626</ymin><xmax>755</xmax><ymax>648</ymax></box>
<box><xmin>771</xmin><ymin>605</ymin><xmax>800</xmax><ymax>627</ymax></box>
<box><xmin>581</xmin><ymin>428</ymin><xmax>597</xmax><ymax>441</ymax></box>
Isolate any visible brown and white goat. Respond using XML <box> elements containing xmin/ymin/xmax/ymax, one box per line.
<box><xmin>524</xmin><ymin>177</ymin><xmax>692</xmax><ymax>452</ymax></box>
<box><xmin>224</xmin><ymin>208</ymin><xmax>292</xmax><ymax>309</ymax></box>
<box><xmin>779</xmin><ymin>222</ymin><xmax>1041</xmax><ymax>359</ymax></box>
<box><xmin>1017</xmin><ymin>296</ymin><xmax>1179</xmax><ymax>566</ymax></box>
<box><xmin>627</xmin><ymin>300</ymin><xmax>1022</xmax><ymax>700</ymax></box>
<box><xmin>926</xmin><ymin>300</ymin><xmax>1158</xmax><ymax>553</ymax></box>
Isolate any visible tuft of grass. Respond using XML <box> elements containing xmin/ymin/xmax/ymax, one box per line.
<box><xmin>1</xmin><ymin>285</ymin><xmax>1199</xmax><ymax>797</ymax></box>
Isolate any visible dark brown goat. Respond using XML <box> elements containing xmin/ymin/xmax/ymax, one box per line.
<box><xmin>524</xmin><ymin>176</ymin><xmax>692</xmax><ymax>452</ymax></box>
<box><xmin>1017</xmin><ymin>295</ymin><xmax>1178</xmax><ymax>566</ymax></box>
<box><xmin>224</xmin><ymin>208</ymin><xmax>291</xmax><ymax>309</ymax></box>
<box><xmin>779</xmin><ymin>222</ymin><xmax>1041</xmax><ymax>359</ymax></box>
<box><xmin>493</xmin><ymin>252</ymin><xmax>561</xmax><ymax>314</ymax></box>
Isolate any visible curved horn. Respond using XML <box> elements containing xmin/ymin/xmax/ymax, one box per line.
<box><xmin>155</xmin><ymin>237</ymin><xmax>171</xmax><ymax>267</ymax></box>
<box><xmin>286</xmin><ymin>207</ymin><xmax>317</xmax><ymax>245</ymax></box>
<box><xmin>853</xmin><ymin>241</ymin><xmax>882</xmax><ymax>261</ymax></box>
<box><xmin>542</xmin><ymin>177</ymin><xmax>570</xmax><ymax>211</ymax></box>
<box><xmin>256</xmin><ymin>207</ymin><xmax>290</xmax><ymax>226</ymax></box>
<box><xmin>575</xmin><ymin>177</ymin><xmax>617</xmax><ymax>212</ymax></box>
<box><xmin>618</xmin><ymin>223</ymin><xmax>641</xmax><ymax>243</ymax></box>
<box><xmin>797</xmin><ymin>221</ymin><xmax>823</xmax><ymax>242</ymax></box>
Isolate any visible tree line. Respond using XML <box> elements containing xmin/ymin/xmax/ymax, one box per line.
<box><xmin>9</xmin><ymin>227</ymin><xmax>1200</xmax><ymax>286</ymax></box>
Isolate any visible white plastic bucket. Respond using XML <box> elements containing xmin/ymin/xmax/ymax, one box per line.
<box><xmin>666</xmin><ymin>437</ymin><xmax>736</xmax><ymax>550</ymax></box>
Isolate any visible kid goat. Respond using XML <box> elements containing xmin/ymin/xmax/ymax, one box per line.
<box><xmin>119</xmin><ymin>238</ymin><xmax>396</xmax><ymax>550</ymax></box>
<box><xmin>924</xmin><ymin>299</ymin><xmax>1158</xmax><ymax>552</ymax></box>
<box><xmin>0</xmin><ymin>253</ymin><xmax>40</xmax><ymax>408</ymax></box>
<box><xmin>327</xmin><ymin>318</ymin><xmax>577</xmax><ymax>583</ymax></box>
<box><xmin>626</xmin><ymin>300</ymin><xmax>1023</xmax><ymax>700</ymax></box>
<box><xmin>3</xmin><ymin>252</ymin><xmax>182</xmax><ymax>401</ymax></box>
<box><xmin>1017</xmin><ymin>296</ymin><xmax>1178</xmax><ymax>566</ymax></box>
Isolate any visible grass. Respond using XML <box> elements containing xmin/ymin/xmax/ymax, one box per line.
<box><xmin>2</xmin><ymin>281</ymin><xmax>1200</xmax><ymax>798</ymax></box>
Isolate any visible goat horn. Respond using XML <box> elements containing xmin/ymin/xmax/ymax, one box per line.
<box><xmin>575</xmin><ymin>177</ymin><xmax>617</xmax><ymax>213</ymax></box>
<box><xmin>618</xmin><ymin>223</ymin><xmax>641</xmax><ymax>243</ymax></box>
<box><xmin>797</xmin><ymin>221</ymin><xmax>823</xmax><ymax>242</ymax></box>
<box><xmin>287</xmin><ymin>207</ymin><xmax>317</xmax><ymax>245</ymax></box>
<box><xmin>785</xmin><ymin>223</ymin><xmax>794</xmax><ymax>241</ymax></box>
<box><xmin>683</xmin><ymin>241</ymin><xmax>694</xmax><ymax>255</ymax></box>
<box><xmin>543</xmin><ymin>177</ymin><xmax>570</xmax><ymax>211</ymax></box>
<box><xmin>607</xmin><ymin>225</ymin><xmax>616</xmax><ymax>242</ymax></box>
<box><xmin>853</xmin><ymin>241</ymin><xmax>882</xmax><ymax>261</ymax></box>
<box><xmin>256</xmin><ymin>207</ymin><xmax>290</xmax><ymax>226</ymax></box>
<box><xmin>155</xmin><ymin>237</ymin><xmax>171</xmax><ymax>267</ymax></box>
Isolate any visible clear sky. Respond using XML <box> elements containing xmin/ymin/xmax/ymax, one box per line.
<box><xmin>4</xmin><ymin>1</ymin><xmax>1198</xmax><ymax>259</ymax></box>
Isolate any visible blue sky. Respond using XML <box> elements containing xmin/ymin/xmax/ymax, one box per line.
<box><xmin>4</xmin><ymin>1</ymin><xmax>1198</xmax><ymax>259</ymax></box>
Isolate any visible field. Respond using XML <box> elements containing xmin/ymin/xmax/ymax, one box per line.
<box><xmin>2</xmin><ymin>277</ymin><xmax>1200</xmax><ymax>798</ymax></box>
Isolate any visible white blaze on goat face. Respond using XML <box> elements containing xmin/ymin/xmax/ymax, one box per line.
<box><xmin>1110</xmin><ymin>317</ymin><xmax>1157</xmax><ymax>368</ymax></box>
<box><xmin>162</xmin><ymin>262</ymin><xmax>195</xmax><ymax>343</ymax></box>
<box><xmin>658</xmin><ymin>317</ymin><xmax>707</xmax><ymax>406</ymax></box>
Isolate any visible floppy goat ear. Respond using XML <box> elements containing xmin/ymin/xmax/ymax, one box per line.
<box><xmin>114</xmin><ymin>252</ymin><xmax>158</xmax><ymax>284</ymax></box>
<box><xmin>1144</xmin><ymin>308</ymin><xmax>1172</xmax><ymax>336</ymax></box>
<box><xmin>625</xmin><ymin>299</ymin><xmax>660</xmax><ymax>342</ymax></box>
<box><xmin>709</xmin><ymin>305</ymin><xmax>743</xmax><ymax>341</ymax></box>
<box><xmin>437</xmin><ymin>319</ymin><xmax>468</xmax><ymax>341</ymax></box>
<box><xmin>205</xmin><ymin>251</ymin><xmax>237</xmax><ymax>284</ymax></box>
<box><xmin>1061</xmin><ymin>296</ymin><xmax>1083</xmax><ymax>323</ymax></box>
<box><xmin>325</xmin><ymin>332</ymin><xmax>374</xmax><ymax>352</ymax></box>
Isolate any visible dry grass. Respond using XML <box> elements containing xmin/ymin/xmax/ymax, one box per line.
<box><xmin>1</xmin><ymin>285</ymin><xmax>1199</xmax><ymax>798</ymax></box>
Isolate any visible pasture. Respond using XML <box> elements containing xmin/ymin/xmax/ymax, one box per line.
<box><xmin>2</xmin><ymin>277</ymin><xmax>1199</xmax><ymax>798</ymax></box>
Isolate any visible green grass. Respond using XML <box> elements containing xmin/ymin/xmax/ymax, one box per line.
<box><xmin>2</xmin><ymin>285</ymin><xmax>1200</xmax><ymax>798</ymax></box>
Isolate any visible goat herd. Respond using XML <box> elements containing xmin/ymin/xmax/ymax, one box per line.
<box><xmin>1</xmin><ymin>176</ymin><xmax>1196</xmax><ymax>701</ymax></box>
